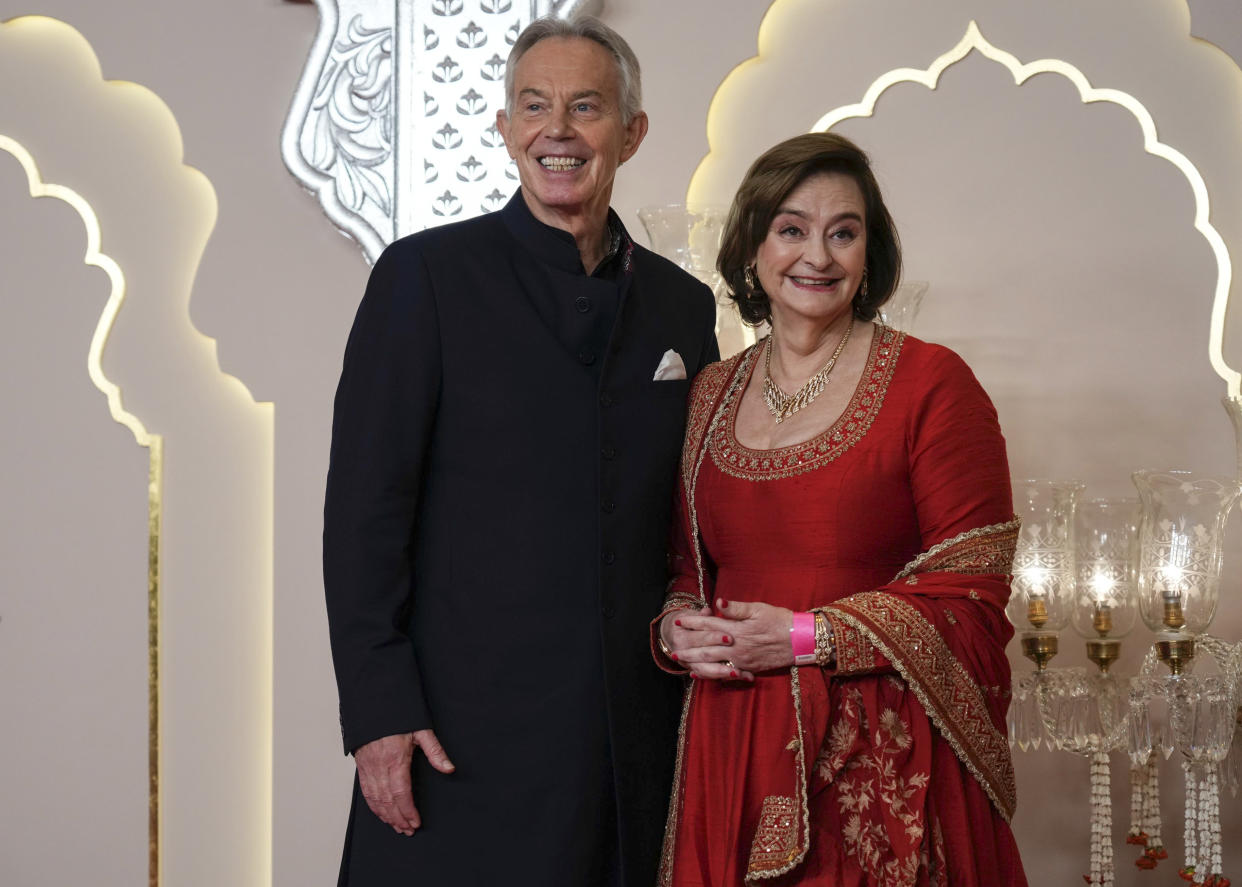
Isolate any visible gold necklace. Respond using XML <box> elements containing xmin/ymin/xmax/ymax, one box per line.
<box><xmin>763</xmin><ymin>322</ymin><xmax>853</xmax><ymax>424</ymax></box>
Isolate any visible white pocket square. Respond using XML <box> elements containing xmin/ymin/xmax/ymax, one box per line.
<box><xmin>653</xmin><ymin>349</ymin><xmax>687</xmax><ymax>381</ymax></box>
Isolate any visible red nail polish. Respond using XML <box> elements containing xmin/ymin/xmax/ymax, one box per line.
<box><xmin>720</xmin><ymin>599</ymin><xmax>729</xmax><ymax>609</ymax></box>
<box><xmin>670</xmin><ymin>653</ymin><xmax>678</xmax><ymax>661</ymax></box>
<box><xmin>722</xmin><ymin>635</ymin><xmax>731</xmax><ymax>644</ymax></box>
<box><xmin>674</xmin><ymin>619</ymin><xmax>682</xmax><ymax>627</ymax></box>
<box><xmin>690</xmin><ymin>673</ymin><xmax>697</xmax><ymax>680</ymax></box>
<box><xmin>729</xmin><ymin>670</ymin><xmax>737</xmax><ymax>678</ymax></box>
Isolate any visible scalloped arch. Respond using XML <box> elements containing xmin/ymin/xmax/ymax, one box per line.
<box><xmin>0</xmin><ymin>133</ymin><xmax>151</xmax><ymax>444</ymax></box>
<box><xmin>688</xmin><ymin>16</ymin><xmax>1238</xmax><ymax>397</ymax></box>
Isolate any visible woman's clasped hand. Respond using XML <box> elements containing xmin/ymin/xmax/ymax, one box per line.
<box><xmin>660</xmin><ymin>597</ymin><xmax>799</xmax><ymax>681</ymax></box>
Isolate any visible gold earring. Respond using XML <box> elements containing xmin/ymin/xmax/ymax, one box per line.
<box><xmin>858</xmin><ymin>268</ymin><xmax>869</xmax><ymax>300</ymax></box>
<box><xmin>744</xmin><ymin>265</ymin><xmax>759</xmax><ymax>293</ymax></box>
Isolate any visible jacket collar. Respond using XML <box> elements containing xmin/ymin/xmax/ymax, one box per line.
<box><xmin>500</xmin><ymin>189</ymin><xmax>630</xmax><ymax>276</ymax></box>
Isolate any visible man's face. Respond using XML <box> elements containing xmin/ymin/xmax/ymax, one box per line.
<box><xmin>497</xmin><ymin>37</ymin><xmax>647</xmax><ymax>223</ymax></box>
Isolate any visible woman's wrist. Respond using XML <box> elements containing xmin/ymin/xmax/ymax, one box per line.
<box><xmin>790</xmin><ymin>611</ymin><xmax>817</xmax><ymax>665</ymax></box>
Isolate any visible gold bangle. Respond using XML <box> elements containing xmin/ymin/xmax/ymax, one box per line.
<box><xmin>658</xmin><ymin>634</ymin><xmax>675</xmax><ymax>659</ymax></box>
<box><xmin>658</xmin><ymin>610</ymin><xmax>682</xmax><ymax>660</ymax></box>
<box><xmin>813</xmin><ymin>611</ymin><xmax>836</xmax><ymax>667</ymax></box>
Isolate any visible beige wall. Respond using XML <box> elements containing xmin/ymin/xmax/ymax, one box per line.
<box><xmin>1</xmin><ymin>0</ymin><xmax>1240</xmax><ymax>884</ymax></box>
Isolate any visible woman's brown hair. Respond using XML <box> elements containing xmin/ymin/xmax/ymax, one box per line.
<box><xmin>717</xmin><ymin>132</ymin><xmax>902</xmax><ymax>326</ymax></box>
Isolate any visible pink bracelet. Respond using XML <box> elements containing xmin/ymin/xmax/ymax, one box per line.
<box><xmin>790</xmin><ymin>611</ymin><xmax>816</xmax><ymax>665</ymax></box>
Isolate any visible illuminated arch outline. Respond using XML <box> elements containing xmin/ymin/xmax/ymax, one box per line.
<box><xmin>690</xmin><ymin>18</ymin><xmax>1238</xmax><ymax>398</ymax></box>
<box><xmin>0</xmin><ymin>133</ymin><xmax>164</xmax><ymax>886</ymax></box>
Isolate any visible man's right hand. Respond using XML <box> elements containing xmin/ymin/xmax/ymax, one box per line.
<box><xmin>354</xmin><ymin>729</ymin><xmax>455</xmax><ymax>836</ymax></box>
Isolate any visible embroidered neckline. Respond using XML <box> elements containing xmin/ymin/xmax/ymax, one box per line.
<box><xmin>709</xmin><ymin>324</ymin><xmax>905</xmax><ymax>481</ymax></box>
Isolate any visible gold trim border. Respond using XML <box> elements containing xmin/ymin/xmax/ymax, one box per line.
<box><xmin>0</xmin><ymin>133</ymin><xmax>163</xmax><ymax>887</ymax></box>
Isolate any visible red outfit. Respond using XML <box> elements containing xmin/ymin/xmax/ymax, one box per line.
<box><xmin>655</xmin><ymin>327</ymin><xmax>1028</xmax><ymax>887</ymax></box>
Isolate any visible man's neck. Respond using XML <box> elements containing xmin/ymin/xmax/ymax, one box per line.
<box><xmin>520</xmin><ymin>188</ymin><xmax>612</xmax><ymax>274</ymax></box>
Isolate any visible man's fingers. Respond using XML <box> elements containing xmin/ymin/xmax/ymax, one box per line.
<box><xmin>360</xmin><ymin>791</ymin><xmax>416</xmax><ymax>836</ymax></box>
<box><xmin>392</xmin><ymin>789</ymin><xmax>421</xmax><ymax>832</ymax></box>
<box><xmin>413</xmin><ymin>728</ymin><xmax>456</xmax><ymax>774</ymax></box>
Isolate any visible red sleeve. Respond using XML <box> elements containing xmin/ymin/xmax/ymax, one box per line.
<box><xmin>825</xmin><ymin>344</ymin><xmax>1015</xmax><ymax>679</ymax></box>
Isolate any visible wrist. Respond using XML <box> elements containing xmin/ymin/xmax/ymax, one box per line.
<box><xmin>790</xmin><ymin>611</ymin><xmax>816</xmax><ymax>665</ymax></box>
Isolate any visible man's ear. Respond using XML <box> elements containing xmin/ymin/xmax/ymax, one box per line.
<box><xmin>495</xmin><ymin>109</ymin><xmax>515</xmax><ymax>159</ymax></box>
<box><xmin>618</xmin><ymin>111</ymin><xmax>649</xmax><ymax>165</ymax></box>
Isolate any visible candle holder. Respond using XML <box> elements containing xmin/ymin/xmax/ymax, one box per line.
<box><xmin>1132</xmin><ymin>470</ymin><xmax>1240</xmax><ymax>675</ymax></box>
<box><xmin>1008</xmin><ymin>479</ymin><xmax>1083</xmax><ymax>671</ymax></box>
<box><xmin>1073</xmin><ymin>498</ymin><xmax>1140</xmax><ymax>674</ymax></box>
<box><xmin>1126</xmin><ymin>470</ymin><xmax>1242</xmax><ymax>885</ymax></box>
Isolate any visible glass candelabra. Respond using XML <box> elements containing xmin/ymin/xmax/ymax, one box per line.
<box><xmin>1008</xmin><ymin>471</ymin><xmax>1242</xmax><ymax>887</ymax></box>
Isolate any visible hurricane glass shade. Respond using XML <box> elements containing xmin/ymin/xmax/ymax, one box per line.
<box><xmin>636</xmin><ymin>204</ymin><xmax>727</xmax><ymax>282</ymax></box>
<box><xmin>1131</xmin><ymin>469</ymin><xmax>1241</xmax><ymax>636</ymax></box>
<box><xmin>1070</xmin><ymin>497</ymin><xmax>1139</xmax><ymax>640</ymax></box>
<box><xmin>1007</xmin><ymin>479</ymin><xmax>1084</xmax><ymax>636</ymax></box>
<box><xmin>878</xmin><ymin>280</ymin><xmax>928</xmax><ymax>333</ymax></box>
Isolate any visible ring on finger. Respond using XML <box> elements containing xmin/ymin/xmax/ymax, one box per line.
<box><xmin>723</xmin><ymin>659</ymin><xmax>735</xmax><ymax>670</ymax></box>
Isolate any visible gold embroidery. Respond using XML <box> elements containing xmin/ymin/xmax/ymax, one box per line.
<box><xmin>660</xmin><ymin>591</ymin><xmax>700</xmax><ymax>612</ymax></box>
<box><xmin>745</xmin><ymin>667</ymin><xmax>811</xmax><ymax>882</ymax></box>
<box><xmin>816</xmin><ymin>610</ymin><xmax>878</xmax><ymax>675</ymax></box>
<box><xmin>657</xmin><ymin>679</ymin><xmax>698</xmax><ymax>887</ymax></box>
<box><xmin>825</xmin><ymin>593</ymin><xmax>1017</xmax><ymax>821</ymax></box>
<box><xmin>679</xmin><ymin>352</ymin><xmax>745</xmax><ymax>494</ymax></box>
<box><xmin>812</xmin><ymin>685</ymin><xmax>931</xmax><ymax>883</ymax></box>
<box><xmin>892</xmin><ymin>517</ymin><xmax>1021</xmax><ymax>580</ymax></box>
<box><xmin>710</xmin><ymin>326</ymin><xmax>906</xmax><ymax>482</ymax></box>
<box><xmin>747</xmin><ymin>796</ymin><xmax>799</xmax><ymax>871</ymax></box>
<box><xmin>835</xmin><ymin>706</ymin><xmax>927</xmax><ymax>884</ymax></box>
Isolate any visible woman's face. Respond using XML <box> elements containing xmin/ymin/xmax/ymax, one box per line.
<box><xmin>753</xmin><ymin>171</ymin><xmax>867</xmax><ymax>329</ymax></box>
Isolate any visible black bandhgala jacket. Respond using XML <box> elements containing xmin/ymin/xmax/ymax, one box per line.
<box><xmin>324</xmin><ymin>192</ymin><xmax>719</xmax><ymax>886</ymax></box>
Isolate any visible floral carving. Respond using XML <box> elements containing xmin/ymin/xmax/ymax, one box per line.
<box><xmin>310</xmin><ymin>14</ymin><xmax>393</xmax><ymax>217</ymax></box>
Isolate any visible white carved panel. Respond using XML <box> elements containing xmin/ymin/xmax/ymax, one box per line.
<box><xmin>285</xmin><ymin>0</ymin><xmax>603</xmax><ymax>263</ymax></box>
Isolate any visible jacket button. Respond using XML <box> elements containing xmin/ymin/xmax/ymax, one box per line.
<box><xmin>601</xmin><ymin>500</ymin><xmax>616</xmax><ymax>514</ymax></box>
<box><xmin>599</xmin><ymin>392</ymin><xmax>614</xmax><ymax>407</ymax></box>
<box><xmin>575</xmin><ymin>296</ymin><xmax>592</xmax><ymax>313</ymax></box>
<box><xmin>601</xmin><ymin>445</ymin><xmax>617</xmax><ymax>460</ymax></box>
<box><xmin>578</xmin><ymin>350</ymin><xmax>596</xmax><ymax>366</ymax></box>
<box><xmin>602</xmin><ymin>551</ymin><xmax>616</xmax><ymax>565</ymax></box>
<box><xmin>602</xmin><ymin>605</ymin><xmax>617</xmax><ymax>619</ymax></box>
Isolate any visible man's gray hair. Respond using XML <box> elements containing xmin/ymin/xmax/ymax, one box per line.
<box><xmin>504</xmin><ymin>16</ymin><xmax>643</xmax><ymax>124</ymax></box>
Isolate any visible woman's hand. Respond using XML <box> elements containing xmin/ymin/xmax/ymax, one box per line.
<box><xmin>662</xmin><ymin>598</ymin><xmax>795</xmax><ymax>681</ymax></box>
<box><xmin>660</xmin><ymin>603</ymin><xmax>750</xmax><ymax>681</ymax></box>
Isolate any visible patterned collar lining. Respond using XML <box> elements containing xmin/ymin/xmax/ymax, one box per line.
<box><xmin>709</xmin><ymin>324</ymin><xmax>905</xmax><ymax>481</ymax></box>
<box><xmin>592</xmin><ymin>213</ymin><xmax>634</xmax><ymax>278</ymax></box>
